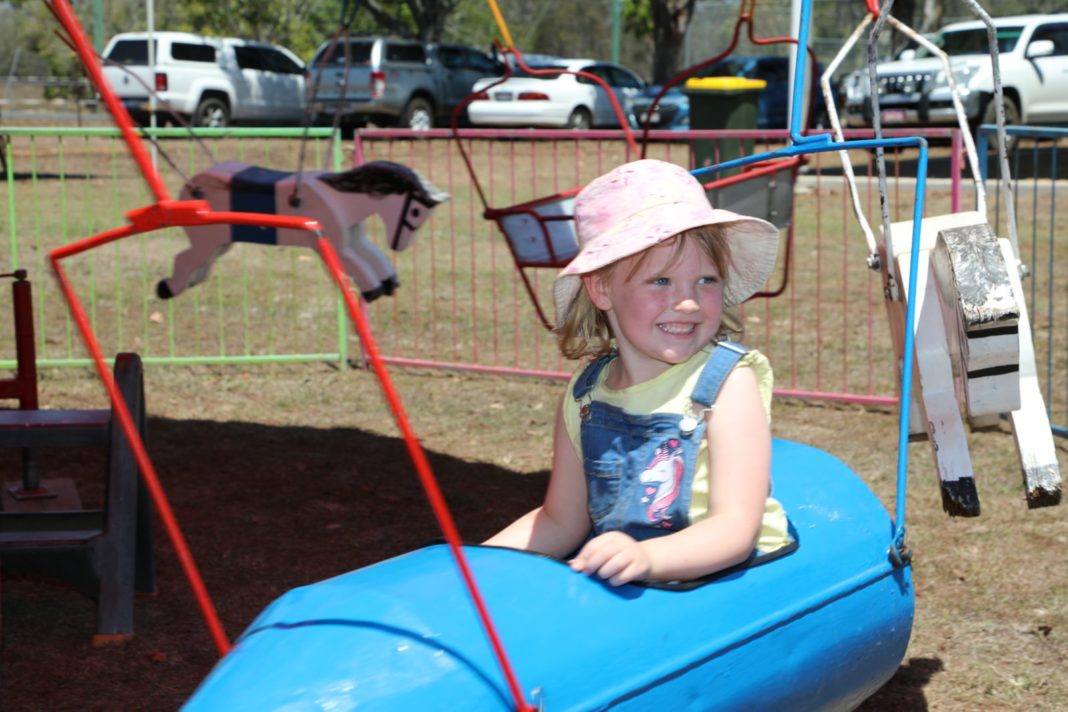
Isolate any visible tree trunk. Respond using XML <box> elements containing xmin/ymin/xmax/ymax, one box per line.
<box><xmin>650</xmin><ymin>0</ymin><xmax>698</xmax><ymax>84</ymax></box>
<box><xmin>920</xmin><ymin>0</ymin><xmax>945</xmax><ymax>34</ymax></box>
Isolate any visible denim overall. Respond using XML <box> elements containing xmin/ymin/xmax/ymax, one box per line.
<box><xmin>573</xmin><ymin>341</ymin><xmax>749</xmax><ymax>542</ymax></box>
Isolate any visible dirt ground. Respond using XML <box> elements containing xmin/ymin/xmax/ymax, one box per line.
<box><xmin>1</xmin><ymin>361</ymin><xmax>1066</xmax><ymax>711</ymax></box>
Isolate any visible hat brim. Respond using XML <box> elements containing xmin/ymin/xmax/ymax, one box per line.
<box><xmin>553</xmin><ymin>212</ymin><xmax>780</xmax><ymax>329</ymax></box>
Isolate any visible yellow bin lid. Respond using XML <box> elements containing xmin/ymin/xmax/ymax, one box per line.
<box><xmin>684</xmin><ymin>77</ymin><xmax>767</xmax><ymax>91</ymax></box>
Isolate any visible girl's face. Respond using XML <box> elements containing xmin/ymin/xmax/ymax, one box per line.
<box><xmin>584</xmin><ymin>238</ymin><xmax>724</xmax><ymax>386</ymax></box>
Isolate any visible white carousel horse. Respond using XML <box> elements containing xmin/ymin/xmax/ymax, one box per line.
<box><xmin>820</xmin><ymin>4</ymin><xmax>1060</xmax><ymax>514</ymax></box>
<box><xmin>158</xmin><ymin>160</ymin><xmax>449</xmax><ymax>302</ymax></box>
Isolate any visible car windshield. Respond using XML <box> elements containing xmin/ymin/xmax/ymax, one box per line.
<box><xmin>914</xmin><ymin>26</ymin><xmax>1024</xmax><ymax>58</ymax></box>
<box><xmin>312</xmin><ymin>40</ymin><xmax>373</xmax><ymax>66</ymax></box>
<box><xmin>697</xmin><ymin>58</ymin><xmax>754</xmax><ymax>77</ymax></box>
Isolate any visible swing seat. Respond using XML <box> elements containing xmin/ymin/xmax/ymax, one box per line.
<box><xmin>489</xmin><ymin>158</ymin><xmax>800</xmax><ymax>329</ymax></box>
<box><xmin>489</xmin><ymin>190</ymin><xmax>581</xmax><ymax>269</ymax></box>
<box><xmin>705</xmin><ymin>157</ymin><xmax>801</xmax><ymax>231</ymax></box>
<box><xmin>184</xmin><ymin>439</ymin><xmax>913</xmax><ymax>711</ymax></box>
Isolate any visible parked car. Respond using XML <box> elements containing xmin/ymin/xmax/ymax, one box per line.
<box><xmin>630</xmin><ymin>55</ymin><xmax>835</xmax><ymax>131</ymax></box>
<box><xmin>841</xmin><ymin>14</ymin><xmax>1068</xmax><ymax>132</ymax></box>
<box><xmin>308</xmin><ymin>36</ymin><xmax>503</xmax><ymax>129</ymax></box>
<box><xmin>101</xmin><ymin>31</ymin><xmax>307</xmax><ymax>127</ymax></box>
<box><xmin>630</xmin><ymin>85</ymin><xmax>690</xmax><ymax>130</ymax></box>
<box><xmin>468</xmin><ymin>59</ymin><xmax>646</xmax><ymax>129</ymax></box>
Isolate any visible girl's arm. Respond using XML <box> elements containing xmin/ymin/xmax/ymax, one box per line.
<box><xmin>483</xmin><ymin>398</ymin><xmax>592</xmax><ymax>558</ymax></box>
<box><xmin>570</xmin><ymin>365</ymin><xmax>770</xmax><ymax>585</ymax></box>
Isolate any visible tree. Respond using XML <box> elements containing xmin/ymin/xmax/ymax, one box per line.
<box><xmin>624</xmin><ymin>0</ymin><xmax>698</xmax><ymax>84</ymax></box>
<box><xmin>920</xmin><ymin>0</ymin><xmax>944</xmax><ymax>33</ymax></box>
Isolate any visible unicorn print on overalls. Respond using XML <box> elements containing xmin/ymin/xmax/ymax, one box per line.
<box><xmin>574</xmin><ymin>341</ymin><xmax>749</xmax><ymax>541</ymax></box>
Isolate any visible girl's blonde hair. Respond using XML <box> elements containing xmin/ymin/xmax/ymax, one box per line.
<box><xmin>556</xmin><ymin>224</ymin><xmax>742</xmax><ymax>360</ymax></box>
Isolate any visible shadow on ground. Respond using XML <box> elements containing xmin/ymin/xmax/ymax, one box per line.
<box><xmin>0</xmin><ymin>415</ymin><xmax>548</xmax><ymax>711</ymax></box>
<box><xmin>858</xmin><ymin>656</ymin><xmax>946</xmax><ymax>711</ymax></box>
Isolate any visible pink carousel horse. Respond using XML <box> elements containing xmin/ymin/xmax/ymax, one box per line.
<box><xmin>158</xmin><ymin>160</ymin><xmax>449</xmax><ymax>302</ymax></box>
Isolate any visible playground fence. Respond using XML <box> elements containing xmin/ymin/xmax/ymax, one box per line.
<box><xmin>978</xmin><ymin>125</ymin><xmax>1068</xmax><ymax>438</ymax></box>
<box><xmin>6</xmin><ymin>124</ymin><xmax>1061</xmax><ymax>414</ymax></box>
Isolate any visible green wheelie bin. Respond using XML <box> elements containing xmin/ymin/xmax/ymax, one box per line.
<box><xmin>684</xmin><ymin>76</ymin><xmax>767</xmax><ymax>176</ymax></box>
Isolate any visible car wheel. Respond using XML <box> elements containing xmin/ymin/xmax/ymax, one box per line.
<box><xmin>567</xmin><ymin>107</ymin><xmax>591</xmax><ymax>130</ymax></box>
<box><xmin>193</xmin><ymin>97</ymin><xmax>230</xmax><ymax>128</ymax></box>
<box><xmin>399</xmin><ymin>97</ymin><xmax>434</xmax><ymax>130</ymax></box>
<box><xmin>977</xmin><ymin>94</ymin><xmax>1020</xmax><ymax>152</ymax></box>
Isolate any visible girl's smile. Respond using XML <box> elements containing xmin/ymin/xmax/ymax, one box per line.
<box><xmin>585</xmin><ymin>238</ymin><xmax>724</xmax><ymax>387</ymax></box>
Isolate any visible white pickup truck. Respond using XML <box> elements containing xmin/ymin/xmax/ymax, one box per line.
<box><xmin>101</xmin><ymin>31</ymin><xmax>307</xmax><ymax>127</ymax></box>
<box><xmin>841</xmin><ymin>14</ymin><xmax>1068</xmax><ymax>132</ymax></box>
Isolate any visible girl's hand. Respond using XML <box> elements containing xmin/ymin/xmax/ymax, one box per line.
<box><xmin>569</xmin><ymin>531</ymin><xmax>651</xmax><ymax>586</ymax></box>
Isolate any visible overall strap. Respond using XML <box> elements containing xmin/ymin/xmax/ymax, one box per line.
<box><xmin>691</xmin><ymin>341</ymin><xmax>749</xmax><ymax>408</ymax></box>
<box><xmin>572</xmin><ymin>353</ymin><xmax>616</xmax><ymax>400</ymax></box>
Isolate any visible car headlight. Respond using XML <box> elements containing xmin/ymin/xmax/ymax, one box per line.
<box><xmin>932</xmin><ymin>64</ymin><xmax>979</xmax><ymax>90</ymax></box>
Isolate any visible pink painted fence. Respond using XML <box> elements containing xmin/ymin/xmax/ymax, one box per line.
<box><xmin>354</xmin><ymin>127</ymin><xmax>964</xmax><ymax>406</ymax></box>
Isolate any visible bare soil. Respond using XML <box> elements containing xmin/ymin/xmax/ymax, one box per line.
<box><xmin>1</xmin><ymin>361</ymin><xmax>1066</xmax><ymax>711</ymax></box>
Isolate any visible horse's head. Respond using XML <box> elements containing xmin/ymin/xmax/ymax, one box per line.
<box><xmin>318</xmin><ymin>160</ymin><xmax>449</xmax><ymax>251</ymax></box>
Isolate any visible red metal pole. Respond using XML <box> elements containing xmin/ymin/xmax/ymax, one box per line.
<box><xmin>316</xmin><ymin>237</ymin><xmax>534</xmax><ymax>712</ymax></box>
<box><xmin>49</xmin><ymin>255</ymin><xmax>231</xmax><ymax>656</ymax></box>
<box><xmin>12</xmin><ymin>274</ymin><xmax>39</xmax><ymax>410</ymax></box>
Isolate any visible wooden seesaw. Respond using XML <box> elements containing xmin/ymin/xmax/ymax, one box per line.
<box><xmin>820</xmin><ymin>0</ymin><xmax>1061</xmax><ymax>515</ymax></box>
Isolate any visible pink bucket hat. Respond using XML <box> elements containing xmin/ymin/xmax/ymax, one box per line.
<box><xmin>553</xmin><ymin>159</ymin><xmax>780</xmax><ymax>328</ymax></box>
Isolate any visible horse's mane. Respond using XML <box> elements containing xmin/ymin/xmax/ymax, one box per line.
<box><xmin>318</xmin><ymin>160</ymin><xmax>448</xmax><ymax>206</ymax></box>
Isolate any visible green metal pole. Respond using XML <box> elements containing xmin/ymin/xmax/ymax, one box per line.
<box><xmin>333</xmin><ymin>131</ymin><xmax>349</xmax><ymax>367</ymax></box>
<box><xmin>93</xmin><ymin>0</ymin><xmax>104</xmax><ymax>54</ymax></box>
<box><xmin>611</xmin><ymin>0</ymin><xmax>622</xmax><ymax>64</ymax></box>
<box><xmin>5</xmin><ymin>138</ymin><xmax>17</xmax><ymax>268</ymax></box>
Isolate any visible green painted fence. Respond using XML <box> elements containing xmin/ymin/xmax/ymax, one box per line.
<box><xmin>2</xmin><ymin>126</ymin><xmax>350</xmax><ymax>369</ymax></box>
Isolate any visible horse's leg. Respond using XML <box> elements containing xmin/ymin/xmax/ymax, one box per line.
<box><xmin>997</xmin><ymin>239</ymin><xmax>1062</xmax><ymax>507</ymax></box>
<box><xmin>158</xmin><ymin>225</ymin><xmax>232</xmax><ymax>299</ymax></box>
<box><xmin>902</xmin><ymin>249</ymin><xmax>980</xmax><ymax>516</ymax></box>
<box><xmin>340</xmin><ymin>223</ymin><xmax>399</xmax><ymax>301</ymax></box>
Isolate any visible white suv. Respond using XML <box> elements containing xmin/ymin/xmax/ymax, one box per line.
<box><xmin>101</xmin><ymin>31</ymin><xmax>307</xmax><ymax>127</ymax></box>
<box><xmin>842</xmin><ymin>14</ymin><xmax>1068</xmax><ymax>131</ymax></box>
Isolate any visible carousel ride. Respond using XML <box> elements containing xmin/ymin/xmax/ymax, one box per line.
<box><xmin>30</xmin><ymin>0</ymin><xmax>1060</xmax><ymax>709</ymax></box>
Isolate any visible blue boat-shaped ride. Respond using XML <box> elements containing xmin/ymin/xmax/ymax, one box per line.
<box><xmin>184</xmin><ymin>439</ymin><xmax>913</xmax><ymax>710</ymax></box>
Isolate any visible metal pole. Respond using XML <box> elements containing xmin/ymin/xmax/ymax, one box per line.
<box><xmin>611</xmin><ymin>0</ymin><xmax>621</xmax><ymax>64</ymax></box>
<box><xmin>148</xmin><ymin>0</ymin><xmax>157</xmax><ymax>169</ymax></box>
<box><xmin>93</xmin><ymin>0</ymin><xmax>104</xmax><ymax>53</ymax></box>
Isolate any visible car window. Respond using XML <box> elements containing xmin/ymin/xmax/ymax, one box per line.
<box><xmin>608</xmin><ymin>66</ymin><xmax>643</xmax><ymax>89</ymax></box>
<box><xmin>754</xmin><ymin>59</ymin><xmax>789</xmax><ymax>83</ymax></box>
<box><xmin>259</xmin><ymin>47</ymin><xmax>303</xmax><ymax>74</ymax></box>
<box><xmin>698</xmin><ymin>58</ymin><xmax>750</xmax><ymax>78</ymax></box>
<box><xmin>106</xmin><ymin>39</ymin><xmax>157</xmax><ymax>65</ymax></box>
<box><xmin>1031</xmin><ymin>23</ymin><xmax>1068</xmax><ymax>56</ymax></box>
<box><xmin>437</xmin><ymin>46</ymin><xmax>462</xmax><ymax>69</ymax></box>
<box><xmin>917</xmin><ymin>26</ymin><xmax>1024</xmax><ymax>57</ymax></box>
<box><xmin>171</xmin><ymin>42</ymin><xmax>216</xmax><ymax>64</ymax></box>
<box><xmin>385</xmin><ymin>43</ymin><xmax>427</xmax><ymax>63</ymax></box>
<box><xmin>576</xmin><ymin>65</ymin><xmax>614</xmax><ymax>86</ymax></box>
<box><xmin>312</xmin><ymin>40</ymin><xmax>373</xmax><ymax>66</ymax></box>
<box><xmin>234</xmin><ymin>46</ymin><xmax>267</xmax><ymax>71</ymax></box>
<box><xmin>465</xmin><ymin>48</ymin><xmax>503</xmax><ymax>75</ymax></box>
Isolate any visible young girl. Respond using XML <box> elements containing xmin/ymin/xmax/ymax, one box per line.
<box><xmin>485</xmin><ymin>159</ymin><xmax>791</xmax><ymax>586</ymax></box>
